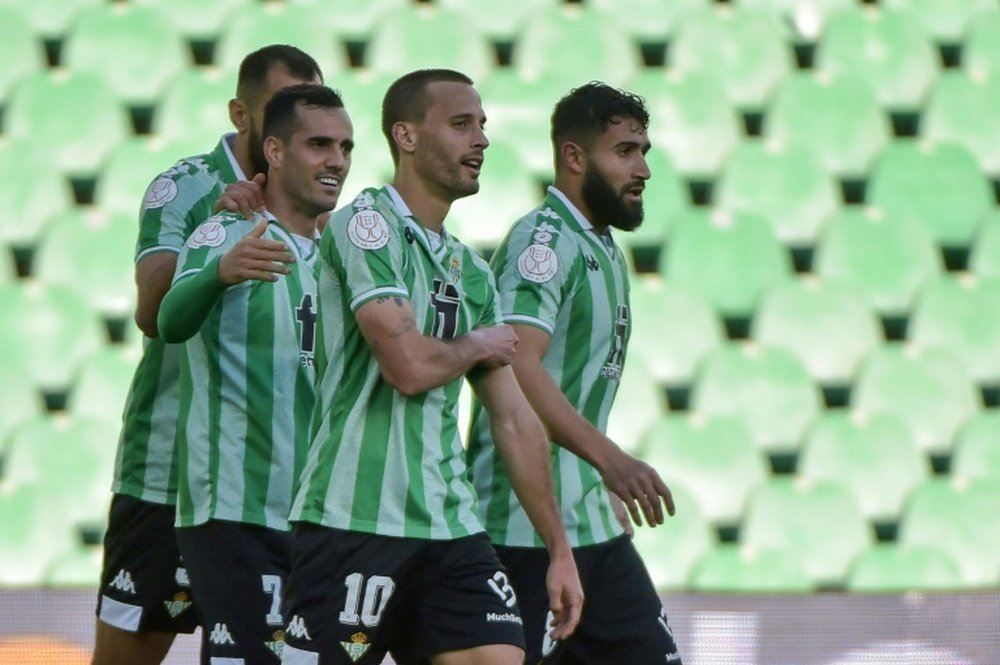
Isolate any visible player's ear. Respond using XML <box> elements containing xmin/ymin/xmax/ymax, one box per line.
<box><xmin>264</xmin><ymin>135</ymin><xmax>282</xmax><ymax>170</ymax></box>
<box><xmin>392</xmin><ymin>121</ymin><xmax>417</xmax><ymax>158</ymax></box>
<box><xmin>559</xmin><ymin>141</ymin><xmax>586</xmax><ymax>175</ymax></box>
<box><xmin>229</xmin><ymin>98</ymin><xmax>249</xmax><ymax>135</ymax></box>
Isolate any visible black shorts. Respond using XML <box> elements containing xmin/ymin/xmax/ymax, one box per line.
<box><xmin>95</xmin><ymin>494</ymin><xmax>199</xmax><ymax>634</ymax></box>
<box><xmin>175</xmin><ymin>520</ymin><xmax>292</xmax><ymax>665</ymax></box>
<box><xmin>495</xmin><ymin>534</ymin><xmax>682</xmax><ymax>664</ymax></box>
<box><xmin>281</xmin><ymin>524</ymin><xmax>526</xmax><ymax>664</ymax></box>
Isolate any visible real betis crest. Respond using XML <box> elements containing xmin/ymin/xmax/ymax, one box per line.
<box><xmin>264</xmin><ymin>629</ymin><xmax>285</xmax><ymax>657</ymax></box>
<box><xmin>340</xmin><ymin>631</ymin><xmax>372</xmax><ymax>662</ymax></box>
<box><xmin>163</xmin><ymin>591</ymin><xmax>192</xmax><ymax>619</ymax></box>
<box><xmin>449</xmin><ymin>255</ymin><xmax>462</xmax><ymax>283</ymax></box>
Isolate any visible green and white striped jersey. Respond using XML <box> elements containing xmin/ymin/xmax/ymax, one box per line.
<box><xmin>113</xmin><ymin>135</ymin><xmax>244</xmax><ymax>505</ymax></box>
<box><xmin>468</xmin><ymin>187</ymin><xmax>630</xmax><ymax>548</ymax></box>
<box><xmin>290</xmin><ymin>185</ymin><xmax>500</xmax><ymax>540</ymax></box>
<box><xmin>171</xmin><ymin>212</ymin><xmax>318</xmax><ymax>530</ymax></box>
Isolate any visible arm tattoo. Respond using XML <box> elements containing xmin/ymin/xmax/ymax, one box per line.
<box><xmin>389</xmin><ymin>316</ymin><xmax>416</xmax><ymax>339</ymax></box>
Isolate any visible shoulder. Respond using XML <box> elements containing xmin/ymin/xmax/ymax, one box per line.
<box><xmin>140</xmin><ymin>151</ymin><xmax>222</xmax><ymax>215</ymax></box>
<box><xmin>496</xmin><ymin>204</ymin><xmax>580</xmax><ymax>281</ymax></box>
<box><xmin>184</xmin><ymin>212</ymin><xmax>255</xmax><ymax>251</ymax></box>
<box><xmin>328</xmin><ymin>188</ymin><xmax>403</xmax><ymax>251</ymax></box>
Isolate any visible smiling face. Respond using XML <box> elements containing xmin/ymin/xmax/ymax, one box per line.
<box><xmin>580</xmin><ymin>115</ymin><xmax>651</xmax><ymax>232</ymax></box>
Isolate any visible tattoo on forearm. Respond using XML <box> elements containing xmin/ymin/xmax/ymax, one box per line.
<box><xmin>389</xmin><ymin>317</ymin><xmax>416</xmax><ymax>339</ymax></box>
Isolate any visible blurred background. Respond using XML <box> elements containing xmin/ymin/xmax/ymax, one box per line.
<box><xmin>1</xmin><ymin>0</ymin><xmax>999</xmax><ymax>662</ymax></box>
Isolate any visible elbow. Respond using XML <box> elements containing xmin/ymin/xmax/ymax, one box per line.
<box><xmin>156</xmin><ymin>312</ymin><xmax>187</xmax><ymax>344</ymax></box>
<box><xmin>379</xmin><ymin>365</ymin><xmax>427</xmax><ymax>397</ymax></box>
<box><xmin>134</xmin><ymin>308</ymin><xmax>159</xmax><ymax>339</ymax></box>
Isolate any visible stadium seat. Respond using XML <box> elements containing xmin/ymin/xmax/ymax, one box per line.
<box><xmin>688</xmin><ymin>544</ymin><xmax>813</xmax><ymax>592</ymax></box>
<box><xmin>282</xmin><ymin>0</ymin><xmax>411</xmax><ymax>43</ymax></box>
<box><xmin>512</xmin><ymin>5</ymin><xmax>642</xmax><ymax>87</ymax></box>
<box><xmin>152</xmin><ymin>67</ymin><xmax>236</xmax><ymax>150</ymax></box>
<box><xmin>628</xmin><ymin>277</ymin><xmax>723</xmax><ymax>388</ymax></box>
<box><xmin>33</xmin><ymin>208</ymin><xmax>136</xmax><ymax>320</ymax></box>
<box><xmin>660</xmin><ymin>208</ymin><xmax>791</xmax><ymax>320</ymax></box>
<box><xmin>133</xmin><ymin>0</ymin><xmax>244</xmax><ymax>41</ymax></box>
<box><xmin>690</xmin><ymin>343</ymin><xmax>822</xmax><ymax>453</ymax></box>
<box><xmin>0</xmin><ymin>0</ymin><xmax>100</xmax><ymax>40</ymax></box>
<box><xmin>590</xmin><ymin>0</ymin><xmax>712</xmax><ymax>42</ymax></box>
<box><xmin>741</xmin><ymin>477</ymin><xmax>873</xmax><ymax>586</ymax></box>
<box><xmin>0</xmin><ymin>281</ymin><xmax>106</xmax><ymax>395</ymax></box>
<box><xmin>969</xmin><ymin>210</ymin><xmax>1000</xmax><ymax>279</ymax></box>
<box><xmin>867</xmin><ymin>139</ymin><xmax>993</xmax><ymax>250</ymax></box>
<box><xmin>0</xmin><ymin>7</ymin><xmax>44</xmax><ymax>105</ymax></box>
<box><xmin>910</xmin><ymin>275</ymin><xmax>1000</xmax><ymax>386</ymax></box>
<box><xmin>619</xmin><ymin>149</ymin><xmax>690</xmax><ymax>253</ymax></box>
<box><xmin>881</xmin><ymin>0</ymin><xmax>997</xmax><ymax>44</ymax></box>
<box><xmin>764</xmin><ymin>71</ymin><xmax>890</xmax><ymax>180</ymax></box>
<box><xmin>215</xmin><ymin>4</ymin><xmax>348</xmax><ymax>78</ymax></box>
<box><xmin>5</xmin><ymin>70</ymin><xmax>130</xmax><ymax>179</ymax></box>
<box><xmin>851</xmin><ymin>343</ymin><xmax>980</xmax><ymax>454</ymax></box>
<box><xmin>638</xmin><ymin>414</ymin><xmax>767</xmax><ymax>525</ymax></box>
<box><xmin>62</xmin><ymin>4</ymin><xmax>190</xmax><ymax>107</ymax></box>
<box><xmin>922</xmin><ymin>70</ymin><xmax>1000</xmax><ymax>176</ymax></box>
<box><xmin>606</xmin><ymin>355</ymin><xmax>666</xmax><ymax>455</ymax></box>
<box><xmin>734</xmin><ymin>0</ymin><xmax>854</xmax><ymax>42</ymax></box>
<box><xmin>715</xmin><ymin>138</ymin><xmax>840</xmax><ymax>248</ymax></box>
<box><xmin>899</xmin><ymin>477</ymin><xmax>1000</xmax><ymax>586</ymax></box>
<box><xmin>813</xmin><ymin>206</ymin><xmax>942</xmax><ymax>318</ymax></box>
<box><xmin>94</xmin><ymin>136</ymin><xmax>206</xmax><ymax>216</ymax></box>
<box><xmin>963</xmin><ymin>11</ymin><xmax>1000</xmax><ymax>76</ymax></box>
<box><xmin>0</xmin><ymin>483</ymin><xmax>79</xmax><ymax>586</ymax></box>
<box><xmin>815</xmin><ymin>6</ymin><xmax>939</xmax><ymax>113</ymax></box>
<box><xmin>437</xmin><ymin>0</ymin><xmax>560</xmax><ymax>42</ymax></box>
<box><xmin>627</xmin><ymin>69</ymin><xmax>741</xmax><ymax>179</ymax></box>
<box><xmin>67</xmin><ymin>345</ymin><xmax>141</xmax><ymax>427</ymax></box>
<box><xmin>631</xmin><ymin>484</ymin><xmax>715</xmax><ymax>590</ymax></box>
<box><xmin>0</xmin><ymin>249</ymin><xmax>11</xmax><ymax>286</ymax></box>
<box><xmin>0</xmin><ymin>138</ymin><xmax>74</xmax><ymax>251</ymax></box>
<box><xmin>669</xmin><ymin>5</ymin><xmax>793</xmax><ymax>111</ymax></box>
<box><xmin>798</xmin><ymin>410</ymin><xmax>929</xmax><ymax>522</ymax></box>
<box><xmin>0</xmin><ymin>364</ymin><xmax>43</xmax><ymax>446</ymax></box>
<box><xmin>846</xmin><ymin>544</ymin><xmax>964</xmax><ymax>591</ymax></box>
<box><xmin>365</xmin><ymin>4</ymin><xmax>496</xmax><ymax>83</ymax></box>
<box><xmin>952</xmin><ymin>412</ymin><xmax>1000</xmax><ymax>481</ymax></box>
<box><xmin>43</xmin><ymin>545</ymin><xmax>103</xmax><ymax>588</ymax></box>
<box><xmin>753</xmin><ymin>277</ymin><xmax>882</xmax><ymax>386</ymax></box>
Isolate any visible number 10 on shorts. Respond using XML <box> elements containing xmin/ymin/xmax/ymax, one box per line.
<box><xmin>338</xmin><ymin>573</ymin><xmax>396</xmax><ymax>627</ymax></box>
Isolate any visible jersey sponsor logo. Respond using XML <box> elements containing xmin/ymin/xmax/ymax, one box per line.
<box><xmin>353</xmin><ymin>192</ymin><xmax>376</xmax><ymax>210</ymax></box>
<box><xmin>296</xmin><ymin>293</ymin><xmax>317</xmax><ymax>367</ymax></box>
<box><xmin>517</xmin><ymin>244</ymin><xmax>559</xmax><ymax>284</ymax></box>
<box><xmin>347</xmin><ymin>210</ymin><xmax>390</xmax><ymax>250</ymax></box>
<box><xmin>186</xmin><ymin>221</ymin><xmax>227</xmax><ymax>249</ymax></box>
<box><xmin>585</xmin><ymin>255</ymin><xmax>600</xmax><ymax>272</ymax></box>
<box><xmin>340</xmin><ymin>631</ymin><xmax>372</xmax><ymax>662</ymax></box>
<box><xmin>109</xmin><ymin>569</ymin><xmax>136</xmax><ymax>594</ymax></box>
<box><xmin>430</xmin><ymin>279</ymin><xmax>461</xmax><ymax>339</ymax></box>
<box><xmin>601</xmin><ymin>303</ymin><xmax>628</xmax><ymax>381</ymax></box>
<box><xmin>209</xmin><ymin>622</ymin><xmax>236</xmax><ymax>645</ymax></box>
<box><xmin>163</xmin><ymin>591</ymin><xmax>192</xmax><ymax>619</ymax></box>
<box><xmin>286</xmin><ymin>615</ymin><xmax>312</xmax><ymax>641</ymax></box>
<box><xmin>265</xmin><ymin>629</ymin><xmax>285</xmax><ymax>657</ymax></box>
<box><xmin>486</xmin><ymin>612</ymin><xmax>523</xmax><ymax>625</ymax></box>
<box><xmin>143</xmin><ymin>177</ymin><xmax>178</xmax><ymax>209</ymax></box>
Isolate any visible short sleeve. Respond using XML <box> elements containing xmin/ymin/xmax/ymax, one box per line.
<box><xmin>325</xmin><ymin>206</ymin><xmax>408</xmax><ymax>312</ymax></box>
<box><xmin>172</xmin><ymin>213</ymin><xmax>250</xmax><ymax>284</ymax></box>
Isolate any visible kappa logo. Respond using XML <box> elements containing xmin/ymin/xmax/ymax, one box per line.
<box><xmin>209</xmin><ymin>622</ymin><xmax>236</xmax><ymax>646</ymax></box>
<box><xmin>175</xmin><ymin>566</ymin><xmax>190</xmax><ymax>587</ymax></box>
<box><xmin>353</xmin><ymin>192</ymin><xmax>376</xmax><ymax>210</ymax></box>
<box><xmin>163</xmin><ymin>591</ymin><xmax>192</xmax><ymax>619</ymax></box>
<box><xmin>109</xmin><ymin>569</ymin><xmax>136</xmax><ymax>594</ymax></box>
<box><xmin>286</xmin><ymin>615</ymin><xmax>312</xmax><ymax>641</ymax></box>
<box><xmin>340</xmin><ymin>631</ymin><xmax>371</xmax><ymax>662</ymax></box>
<box><xmin>585</xmin><ymin>255</ymin><xmax>600</xmax><ymax>271</ymax></box>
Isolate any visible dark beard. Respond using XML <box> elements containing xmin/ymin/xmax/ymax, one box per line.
<box><xmin>247</xmin><ymin>123</ymin><xmax>269</xmax><ymax>177</ymax></box>
<box><xmin>581</xmin><ymin>166</ymin><xmax>644</xmax><ymax>232</ymax></box>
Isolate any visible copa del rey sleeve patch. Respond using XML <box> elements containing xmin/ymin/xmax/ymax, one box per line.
<box><xmin>517</xmin><ymin>243</ymin><xmax>559</xmax><ymax>283</ymax></box>
<box><xmin>143</xmin><ymin>177</ymin><xmax>178</xmax><ymax>210</ymax></box>
<box><xmin>347</xmin><ymin>209</ymin><xmax>390</xmax><ymax>250</ymax></box>
<box><xmin>186</xmin><ymin>221</ymin><xmax>227</xmax><ymax>249</ymax></box>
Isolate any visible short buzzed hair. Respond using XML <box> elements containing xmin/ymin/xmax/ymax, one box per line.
<box><xmin>262</xmin><ymin>83</ymin><xmax>345</xmax><ymax>143</ymax></box>
<box><xmin>236</xmin><ymin>44</ymin><xmax>323</xmax><ymax>103</ymax></box>
<box><xmin>381</xmin><ymin>68</ymin><xmax>474</xmax><ymax>165</ymax></box>
<box><xmin>551</xmin><ymin>81</ymin><xmax>649</xmax><ymax>156</ymax></box>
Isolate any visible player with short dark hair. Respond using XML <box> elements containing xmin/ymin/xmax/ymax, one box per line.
<box><xmin>467</xmin><ymin>81</ymin><xmax>683</xmax><ymax>664</ymax></box>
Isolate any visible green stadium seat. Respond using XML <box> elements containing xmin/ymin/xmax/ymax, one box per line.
<box><xmin>851</xmin><ymin>343</ymin><xmax>980</xmax><ymax>454</ymax></box>
<box><xmin>813</xmin><ymin>206</ymin><xmax>942</xmax><ymax>318</ymax></box>
<box><xmin>62</xmin><ymin>4</ymin><xmax>190</xmax><ymax>107</ymax></box>
<box><xmin>899</xmin><ymin>477</ymin><xmax>1000</xmax><ymax>586</ymax></box>
<box><xmin>0</xmin><ymin>7</ymin><xmax>44</xmax><ymax>104</ymax></box>
<box><xmin>67</xmin><ymin>345</ymin><xmax>141</xmax><ymax>427</ymax></box>
<box><xmin>922</xmin><ymin>71</ymin><xmax>1000</xmax><ymax>176</ymax></box>
<box><xmin>631</xmin><ymin>484</ymin><xmax>715</xmax><ymax>591</ymax></box>
<box><xmin>691</xmin><ymin>343</ymin><xmax>822</xmax><ymax>453</ymax></box>
<box><xmin>715</xmin><ymin>138</ymin><xmax>840</xmax><ymax>248</ymax></box>
<box><xmin>734</xmin><ymin>0</ymin><xmax>853</xmax><ymax>42</ymax></box>
<box><xmin>660</xmin><ymin>208</ymin><xmax>792</xmax><ymax>320</ymax></box>
<box><xmin>0</xmin><ymin>483</ymin><xmax>79</xmax><ymax>586</ymax></box>
<box><xmin>963</xmin><ymin>12</ymin><xmax>1000</xmax><ymax>76</ymax></box>
<box><xmin>365</xmin><ymin>4</ymin><xmax>496</xmax><ymax>83</ymax></box>
<box><xmin>215</xmin><ymin>4</ymin><xmax>348</xmax><ymax>78</ymax></box>
<box><xmin>815</xmin><ymin>6</ymin><xmax>939</xmax><ymax>113</ymax></box>
<box><xmin>0</xmin><ymin>248</ymin><xmax>12</xmax><ymax>285</ymax></box>
<box><xmin>152</xmin><ymin>67</ymin><xmax>236</xmax><ymax>150</ymax></box>
<box><xmin>764</xmin><ymin>71</ymin><xmax>890</xmax><ymax>180</ymax></box>
<box><xmin>952</xmin><ymin>412</ymin><xmax>1000</xmax><ymax>481</ymax></box>
<box><xmin>798</xmin><ymin>410</ymin><xmax>929</xmax><ymax>522</ymax></box>
<box><xmin>910</xmin><ymin>275</ymin><xmax>1000</xmax><ymax>386</ymax></box>
<box><xmin>628</xmin><ymin>69</ymin><xmax>741</xmax><ymax>179</ymax></box>
<box><xmin>591</xmin><ymin>0</ymin><xmax>712</xmax><ymax>42</ymax></box>
<box><xmin>606</xmin><ymin>355</ymin><xmax>667</xmax><ymax>455</ymax></box>
<box><xmin>5</xmin><ymin>70</ymin><xmax>130</xmax><ymax>179</ymax></box>
<box><xmin>437</xmin><ymin>0</ymin><xmax>560</xmax><ymax>42</ymax></box>
<box><xmin>846</xmin><ymin>544</ymin><xmax>964</xmax><ymax>591</ymax></box>
<box><xmin>0</xmin><ymin>281</ymin><xmax>106</xmax><ymax>395</ymax></box>
<box><xmin>512</xmin><ymin>5</ymin><xmax>642</xmax><ymax>87</ymax></box>
<box><xmin>0</xmin><ymin>364</ymin><xmax>44</xmax><ymax>446</ymax></box>
<box><xmin>753</xmin><ymin>277</ymin><xmax>882</xmax><ymax>387</ymax></box>
<box><xmin>638</xmin><ymin>414</ymin><xmax>767</xmax><ymax>525</ymax></box>
<box><xmin>881</xmin><ymin>0</ymin><xmax>996</xmax><ymax>44</ymax></box>
<box><xmin>619</xmin><ymin>148</ymin><xmax>691</xmax><ymax>253</ymax></box>
<box><xmin>43</xmin><ymin>545</ymin><xmax>103</xmax><ymax>588</ymax></box>
<box><xmin>689</xmin><ymin>544</ymin><xmax>813</xmax><ymax>592</ymax></box>
<box><xmin>741</xmin><ymin>477</ymin><xmax>873</xmax><ymax>586</ymax></box>
<box><xmin>134</xmin><ymin>0</ymin><xmax>244</xmax><ymax>41</ymax></box>
<box><xmin>669</xmin><ymin>6</ymin><xmax>793</xmax><ymax>111</ymax></box>
<box><xmin>0</xmin><ymin>0</ymin><xmax>100</xmax><ymax>40</ymax></box>
<box><xmin>628</xmin><ymin>277</ymin><xmax>723</xmax><ymax>388</ymax></box>
<box><xmin>95</xmin><ymin>136</ymin><xmax>206</xmax><ymax>216</ymax></box>
<box><xmin>969</xmin><ymin>210</ymin><xmax>1000</xmax><ymax>279</ymax></box>
<box><xmin>0</xmin><ymin>138</ymin><xmax>74</xmax><ymax>250</ymax></box>
<box><xmin>33</xmin><ymin>208</ymin><xmax>136</xmax><ymax>320</ymax></box>
<box><xmin>867</xmin><ymin>139</ymin><xmax>993</xmax><ymax>250</ymax></box>
<box><xmin>284</xmin><ymin>0</ymin><xmax>410</xmax><ymax>43</ymax></box>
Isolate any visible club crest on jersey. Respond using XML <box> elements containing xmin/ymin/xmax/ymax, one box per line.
<box><xmin>340</xmin><ymin>632</ymin><xmax>371</xmax><ymax>662</ymax></box>
<box><xmin>517</xmin><ymin>244</ymin><xmax>559</xmax><ymax>283</ymax></box>
<box><xmin>348</xmin><ymin>210</ymin><xmax>390</xmax><ymax>250</ymax></box>
<box><xmin>449</xmin><ymin>255</ymin><xmax>463</xmax><ymax>282</ymax></box>
<box><xmin>164</xmin><ymin>591</ymin><xmax>192</xmax><ymax>619</ymax></box>
<box><xmin>187</xmin><ymin>221</ymin><xmax>227</xmax><ymax>249</ymax></box>
<box><xmin>264</xmin><ymin>629</ymin><xmax>285</xmax><ymax>657</ymax></box>
<box><xmin>143</xmin><ymin>177</ymin><xmax>178</xmax><ymax>210</ymax></box>
<box><xmin>352</xmin><ymin>191</ymin><xmax>376</xmax><ymax>210</ymax></box>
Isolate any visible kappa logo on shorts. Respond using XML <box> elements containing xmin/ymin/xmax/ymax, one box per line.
<box><xmin>175</xmin><ymin>566</ymin><xmax>190</xmax><ymax>587</ymax></box>
<box><xmin>286</xmin><ymin>615</ymin><xmax>312</xmax><ymax>641</ymax></box>
<box><xmin>163</xmin><ymin>591</ymin><xmax>192</xmax><ymax>619</ymax></box>
<box><xmin>109</xmin><ymin>569</ymin><xmax>136</xmax><ymax>594</ymax></box>
<box><xmin>209</xmin><ymin>622</ymin><xmax>236</xmax><ymax>646</ymax></box>
<box><xmin>340</xmin><ymin>631</ymin><xmax>371</xmax><ymax>662</ymax></box>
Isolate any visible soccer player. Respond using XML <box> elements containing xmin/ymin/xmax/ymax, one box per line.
<box><xmin>92</xmin><ymin>45</ymin><xmax>323</xmax><ymax>665</ymax></box>
<box><xmin>466</xmin><ymin>82</ymin><xmax>683</xmax><ymax>664</ymax></box>
<box><xmin>279</xmin><ymin>69</ymin><xmax>583</xmax><ymax>665</ymax></box>
<box><xmin>156</xmin><ymin>84</ymin><xmax>353</xmax><ymax>664</ymax></box>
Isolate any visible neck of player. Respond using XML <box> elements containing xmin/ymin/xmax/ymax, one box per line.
<box><xmin>555</xmin><ymin>175</ymin><xmax>609</xmax><ymax>236</ymax></box>
<box><xmin>391</xmin><ymin>171</ymin><xmax>451</xmax><ymax>235</ymax></box>
<box><xmin>265</xmin><ymin>182</ymin><xmax>319</xmax><ymax>239</ymax></box>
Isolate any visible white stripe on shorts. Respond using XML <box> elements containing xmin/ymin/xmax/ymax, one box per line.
<box><xmin>98</xmin><ymin>595</ymin><xmax>143</xmax><ymax>632</ymax></box>
<box><xmin>282</xmin><ymin>644</ymin><xmax>319</xmax><ymax>665</ymax></box>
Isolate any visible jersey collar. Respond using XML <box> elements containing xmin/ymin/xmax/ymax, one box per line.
<box><xmin>546</xmin><ymin>186</ymin><xmax>619</xmax><ymax>258</ymax></box>
<box><xmin>262</xmin><ymin>210</ymin><xmax>318</xmax><ymax>263</ymax></box>
<box><xmin>217</xmin><ymin>132</ymin><xmax>248</xmax><ymax>184</ymax></box>
<box><xmin>382</xmin><ymin>183</ymin><xmax>450</xmax><ymax>260</ymax></box>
